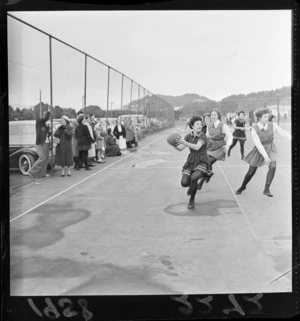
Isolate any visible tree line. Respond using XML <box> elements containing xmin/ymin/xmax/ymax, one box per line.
<box><xmin>9</xmin><ymin>101</ymin><xmax>175</xmax><ymax>121</ymax></box>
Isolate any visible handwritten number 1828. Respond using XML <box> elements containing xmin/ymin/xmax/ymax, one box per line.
<box><xmin>28</xmin><ymin>298</ymin><xmax>93</xmax><ymax>320</ymax></box>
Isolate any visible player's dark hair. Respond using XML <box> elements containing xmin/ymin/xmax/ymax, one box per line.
<box><xmin>237</xmin><ymin>111</ymin><xmax>245</xmax><ymax>116</ymax></box>
<box><xmin>255</xmin><ymin>108</ymin><xmax>270</xmax><ymax>120</ymax></box>
<box><xmin>189</xmin><ymin>116</ymin><xmax>203</xmax><ymax>129</ymax></box>
<box><xmin>210</xmin><ymin>109</ymin><xmax>221</xmax><ymax>119</ymax></box>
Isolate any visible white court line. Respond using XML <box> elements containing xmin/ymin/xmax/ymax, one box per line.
<box><xmin>216</xmin><ymin>164</ymin><xmax>291</xmax><ymax>168</ymax></box>
<box><xmin>276</xmin><ymin>169</ymin><xmax>291</xmax><ymax>180</ymax></box>
<box><xmin>217</xmin><ymin>162</ymin><xmax>259</xmax><ymax>242</ymax></box>
<box><xmin>113</xmin><ymin>166</ymin><xmax>182</xmax><ymax>170</ymax></box>
<box><xmin>10</xmin><ymin>135</ymin><xmax>166</xmax><ymax>223</ymax></box>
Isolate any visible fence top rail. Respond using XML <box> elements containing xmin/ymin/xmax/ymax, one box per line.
<box><xmin>7</xmin><ymin>13</ymin><xmax>174</xmax><ymax>109</ymax></box>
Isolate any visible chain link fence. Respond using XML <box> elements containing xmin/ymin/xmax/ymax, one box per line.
<box><xmin>8</xmin><ymin>14</ymin><xmax>175</xmax><ymax>134</ymax></box>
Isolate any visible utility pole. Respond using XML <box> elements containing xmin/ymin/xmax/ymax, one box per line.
<box><xmin>84</xmin><ymin>54</ymin><xmax>87</xmax><ymax>115</ymax></box>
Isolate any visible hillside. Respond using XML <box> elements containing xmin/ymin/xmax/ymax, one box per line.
<box><xmin>157</xmin><ymin>93</ymin><xmax>210</xmax><ymax>107</ymax></box>
<box><xmin>177</xmin><ymin>86</ymin><xmax>291</xmax><ymax>117</ymax></box>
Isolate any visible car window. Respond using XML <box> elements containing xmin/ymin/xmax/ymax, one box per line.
<box><xmin>9</xmin><ymin>124</ymin><xmax>20</xmax><ymax>135</ymax></box>
<box><xmin>22</xmin><ymin>125</ymin><xmax>36</xmax><ymax>135</ymax></box>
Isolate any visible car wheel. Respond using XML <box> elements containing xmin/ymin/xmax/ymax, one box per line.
<box><xmin>19</xmin><ymin>154</ymin><xmax>35</xmax><ymax>175</ymax></box>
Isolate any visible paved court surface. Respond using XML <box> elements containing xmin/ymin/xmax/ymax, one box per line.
<box><xmin>9</xmin><ymin>121</ymin><xmax>292</xmax><ymax>296</ymax></box>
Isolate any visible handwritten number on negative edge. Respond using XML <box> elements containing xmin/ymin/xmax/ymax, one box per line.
<box><xmin>58</xmin><ymin>298</ymin><xmax>79</xmax><ymax>318</ymax></box>
<box><xmin>44</xmin><ymin>297</ymin><xmax>61</xmax><ymax>319</ymax></box>
<box><xmin>28</xmin><ymin>298</ymin><xmax>93</xmax><ymax>320</ymax></box>
<box><xmin>223</xmin><ymin>294</ymin><xmax>246</xmax><ymax>316</ymax></box>
<box><xmin>78</xmin><ymin>299</ymin><xmax>93</xmax><ymax>321</ymax></box>
<box><xmin>195</xmin><ymin>296</ymin><xmax>213</xmax><ymax>315</ymax></box>
<box><xmin>171</xmin><ymin>295</ymin><xmax>193</xmax><ymax>315</ymax></box>
<box><xmin>28</xmin><ymin>298</ymin><xmax>43</xmax><ymax>317</ymax></box>
<box><xmin>243</xmin><ymin>294</ymin><xmax>263</xmax><ymax>314</ymax></box>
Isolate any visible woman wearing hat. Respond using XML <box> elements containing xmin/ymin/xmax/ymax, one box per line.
<box><xmin>54</xmin><ymin>115</ymin><xmax>74</xmax><ymax>176</ymax></box>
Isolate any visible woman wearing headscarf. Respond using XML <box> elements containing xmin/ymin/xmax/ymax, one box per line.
<box><xmin>54</xmin><ymin>115</ymin><xmax>74</xmax><ymax>176</ymax></box>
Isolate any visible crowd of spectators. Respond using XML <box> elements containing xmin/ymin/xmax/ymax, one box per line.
<box><xmin>26</xmin><ymin>109</ymin><xmax>140</xmax><ymax>178</ymax></box>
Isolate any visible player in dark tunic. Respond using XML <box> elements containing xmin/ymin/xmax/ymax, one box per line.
<box><xmin>227</xmin><ymin>111</ymin><xmax>247</xmax><ymax>160</ymax></box>
<box><xmin>174</xmin><ymin>116</ymin><xmax>213</xmax><ymax>209</ymax></box>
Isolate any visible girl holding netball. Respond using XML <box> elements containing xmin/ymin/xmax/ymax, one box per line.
<box><xmin>173</xmin><ymin>116</ymin><xmax>212</xmax><ymax>209</ymax></box>
<box><xmin>197</xmin><ymin>109</ymin><xmax>233</xmax><ymax>190</ymax></box>
<box><xmin>235</xmin><ymin>107</ymin><xmax>291</xmax><ymax>197</ymax></box>
<box><xmin>227</xmin><ymin>111</ymin><xmax>247</xmax><ymax>160</ymax></box>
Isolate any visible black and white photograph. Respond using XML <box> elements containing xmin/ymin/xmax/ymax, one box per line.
<box><xmin>7</xmin><ymin>9</ymin><xmax>292</xmax><ymax>299</ymax></box>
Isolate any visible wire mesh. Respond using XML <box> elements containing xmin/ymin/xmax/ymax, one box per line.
<box><xmin>8</xmin><ymin>14</ymin><xmax>175</xmax><ymax>134</ymax></box>
<box><xmin>8</xmin><ymin>17</ymin><xmax>50</xmax><ymax>115</ymax></box>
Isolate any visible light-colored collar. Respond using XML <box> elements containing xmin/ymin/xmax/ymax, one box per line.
<box><xmin>257</xmin><ymin>122</ymin><xmax>268</xmax><ymax>130</ymax></box>
<box><xmin>213</xmin><ymin>119</ymin><xmax>220</xmax><ymax>128</ymax></box>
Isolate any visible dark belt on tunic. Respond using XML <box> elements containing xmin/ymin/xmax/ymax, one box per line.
<box><xmin>211</xmin><ymin>138</ymin><xmax>224</xmax><ymax>141</ymax></box>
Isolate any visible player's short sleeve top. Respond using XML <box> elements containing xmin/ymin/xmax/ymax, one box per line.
<box><xmin>184</xmin><ymin>132</ymin><xmax>208</xmax><ymax>153</ymax></box>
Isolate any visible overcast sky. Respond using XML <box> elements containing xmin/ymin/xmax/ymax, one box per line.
<box><xmin>8</xmin><ymin>10</ymin><xmax>291</xmax><ymax>109</ymax></box>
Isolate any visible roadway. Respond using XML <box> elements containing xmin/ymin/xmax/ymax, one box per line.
<box><xmin>9</xmin><ymin>121</ymin><xmax>292</xmax><ymax>295</ymax></box>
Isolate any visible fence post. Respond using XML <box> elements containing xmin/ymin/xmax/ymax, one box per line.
<box><xmin>84</xmin><ymin>54</ymin><xmax>87</xmax><ymax>114</ymax></box>
<box><xmin>106</xmin><ymin>67</ymin><xmax>110</xmax><ymax>130</ymax></box>
<box><xmin>130</xmin><ymin>80</ymin><xmax>133</xmax><ymax>117</ymax></box>
<box><xmin>49</xmin><ymin>36</ymin><xmax>54</xmax><ymax>175</ymax></box>
<box><xmin>143</xmin><ymin>88</ymin><xmax>146</xmax><ymax>127</ymax></box>
<box><xmin>138</xmin><ymin>84</ymin><xmax>140</xmax><ymax>116</ymax></box>
<box><xmin>120</xmin><ymin>74</ymin><xmax>124</xmax><ymax>119</ymax></box>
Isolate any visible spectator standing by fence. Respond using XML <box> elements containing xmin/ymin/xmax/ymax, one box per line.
<box><xmin>54</xmin><ymin>115</ymin><xmax>74</xmax><ymax>177</ymax></box>
<box><xmin>74</xmin><ymin>115</ymin><xmax>94</xmax><ymax>170</ymax></box>
<box><xmin>84</xmin><ymin>116</ymin><xmax>96</xmax><ymax>166</ymax></box>
<box><xmin>113</xmin><ymin>118</ymin><xmax>127</xmax><ymax>155</ymax></box>
<box><xmin>71</xmin><ymin>111</ymin><xmax>83</xmax><ymax>170</ymax></box>
<box><xmin>124</xmin><ymin>118</ymin><xmax>135</xmax><ymax>148</ymax></box>
<box><xmin>95</xmin><ymin>122</ymin><xmax>106</xmax><ymax>163</ymax></box>
<box><xmin>25</xmin><ymin>107</ymin><xmax>51</xmax><ymax>178</ymax></box>
<box><xmin>90</xmin><ymin>113</ymin><xmax>98</xmax><ymax>162</ymax></box>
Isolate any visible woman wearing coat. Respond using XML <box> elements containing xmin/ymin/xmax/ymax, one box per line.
<box><xmin>113</xmin><ymin>118</ymin><xmax>127</xmax><ymax>155</ymax></box>
<box><xmin>74</xmin><ymin>115</ymin><xmax>95</xmax><ymax>170</ymax></box>
<box><xmin>54</xmin><ymin>115</ymin><xmax>74</xmax><ymax>177</ymax></box>
<box><xmin>95</xmin><ymin>121</ymin><xmax>106</xmax><ymax>163</ymax></box>
<box><xmin>124</xmin><ymin>118</ymin><xmax>135</xmax><ymax>148</ymax></box>
<box><xmin>105</xmin><ymin>128</ymin><xmax>122</xmax><ymax>157</ymax></box>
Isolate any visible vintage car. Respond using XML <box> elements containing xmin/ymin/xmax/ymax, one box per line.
<box><xmin>9</xmin><ymin>120</ymin><xmax>61</xmax><ymax>175</ymax></box>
